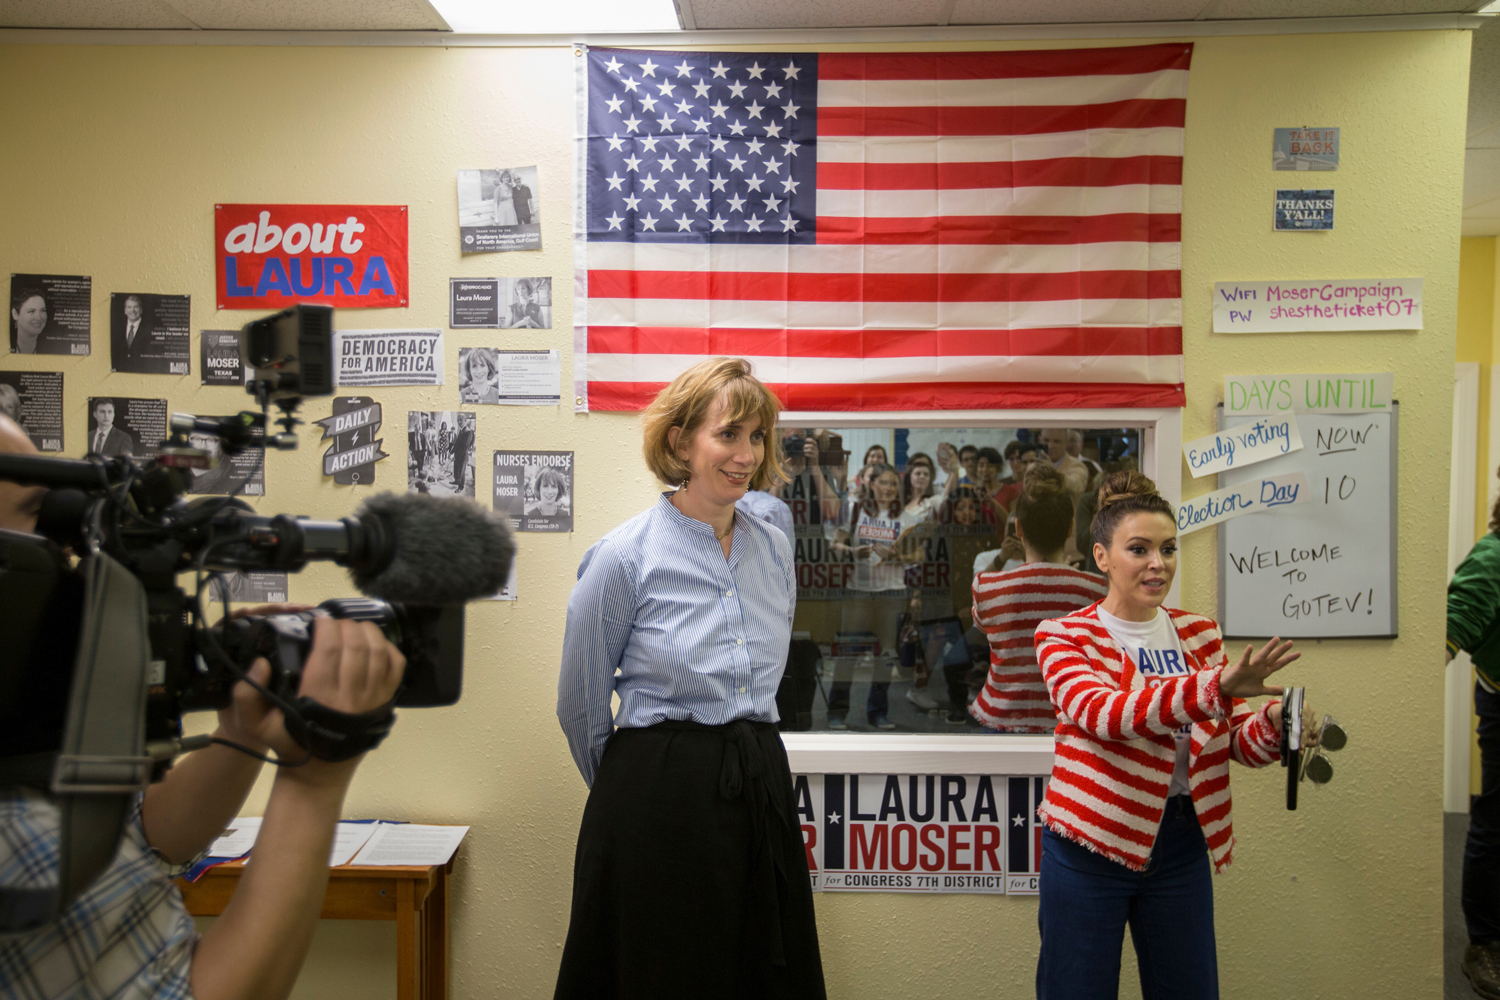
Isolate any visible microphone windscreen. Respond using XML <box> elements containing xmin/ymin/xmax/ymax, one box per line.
<box><xmin>350</xmin><ymin>492</ymin><xmax>515</xmax><ymax>605</ymax></box>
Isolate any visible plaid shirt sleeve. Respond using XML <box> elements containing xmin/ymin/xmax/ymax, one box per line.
<box><xmin>0</xmin><ymin>788</ymin><xmax>199</xmax><ymax>1000</ymax></box>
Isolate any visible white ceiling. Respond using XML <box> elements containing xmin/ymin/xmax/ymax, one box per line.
<box><xmin>1467</xmin><ymin>15</ymin><xmax>1500</xmax><ymax>235</ymax></box>
<box><xmin>0</xmin><ymin>0</ymin><xmax>448</xmax><ymax>30</ymax></box>
<box><xmin>676</xmin><ymin>0</ymin><xmax>1491</xmax><ymax>28</ymax></box>
<box><xmin>0</xmin><ymin>0</ymin><xmax>1493</xmax><ymax>233</ymax></box>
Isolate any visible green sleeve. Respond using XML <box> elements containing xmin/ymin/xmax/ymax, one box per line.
<box><xmin>1448</xmin><ymin>533</ymin><xmax>1500</xmax><ymax>656</ymax></box>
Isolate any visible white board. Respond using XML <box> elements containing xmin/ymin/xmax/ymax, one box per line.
<box><xmin>1217</xmin><ymin>406</ymin><xmax>1397</xmax><ymax>638</ymax></box>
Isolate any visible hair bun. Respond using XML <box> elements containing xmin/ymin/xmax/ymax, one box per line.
<box><xmin>1096</xmin><ymin>470</ymin><xmax>1160</xmax><ymax>511</ymax></box>
<box><xmin>1021</xmin><ymin>461</ymin><xmax>1068</xmax><ymax>500</ymax></box>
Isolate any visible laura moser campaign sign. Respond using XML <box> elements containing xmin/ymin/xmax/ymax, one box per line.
<box><xmin>795</xmin><ymin>773</ymin><xmax>1048</xmax><ymax>895</ymax></box>
<box><xmin>215</xmin><ymin>204</ymin><xmax>408</xmax><ymax>310</ymax></box>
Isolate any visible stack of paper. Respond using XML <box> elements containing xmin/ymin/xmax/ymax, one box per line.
<box><xmin>204</xmin><ymin>819</ymin><xmax>468</xmax><ymax>867</ymax></box>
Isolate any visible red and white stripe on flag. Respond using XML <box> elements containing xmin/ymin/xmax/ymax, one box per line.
<box><xmin>575</xmin><ymin>43</ymin><xmax>1190</xmax><ymax>411</ymax></box>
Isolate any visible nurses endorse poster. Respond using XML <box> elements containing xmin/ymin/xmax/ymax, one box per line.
<box><xmin>794</xmin><ymin>773</ymin><xmax>1047</xmax><ymax>895</ymax></box>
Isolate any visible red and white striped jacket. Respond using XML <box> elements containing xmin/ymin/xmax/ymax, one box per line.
<box><xmin>1034</xmin><ymin>603</ymin><xmax>1280</xmax><ymax>873</ymax></box>
<box><xmin>970</xmin><ymin>564</ymin><xmax>1108</xmax><ymax>732</ymax></box>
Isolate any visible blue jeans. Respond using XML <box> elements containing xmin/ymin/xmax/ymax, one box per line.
<box><xmin>1466</xmin><ymin>682</ymin><xmax>1500</xmax><ymax>945</ymax></box>
<box><xmin>1037</xmin><ymin>796</ymin><xmax>1218</xmax><ymax>1000</ymax></box>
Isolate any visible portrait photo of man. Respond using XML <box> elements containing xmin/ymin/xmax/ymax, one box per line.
<box><xmin>87</xmin><ymin>397</ymin><xmax>134</xmax><ymax>458</ymax></box>
<box><xmin>111</xmin><ymin>295</ymin><xmax>153</xmax><ymax>368</ymax></box>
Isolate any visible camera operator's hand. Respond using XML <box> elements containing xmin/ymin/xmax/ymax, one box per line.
<box><xmin>191</xmin><ymin>616</ymin><xmax>407</xmax><ymax>1000</ymax></box>
<box><xmin>214</xmin><ymin>603</ymin><xmax>314</xmax><ymax>755</ymax></box>
<box><xmin>248</xmin><ymin>616</ymin><xmax>407</xmax><ymax>781</ymax></box>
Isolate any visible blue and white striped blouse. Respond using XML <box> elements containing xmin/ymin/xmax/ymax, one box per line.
<box><xmin>557</xmin><ymin>493</ymin><xmax>797</xmax><ymax>786</ymax></box>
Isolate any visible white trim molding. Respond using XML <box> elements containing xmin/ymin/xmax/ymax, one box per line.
<box><xmin>0</xmin><ymin>13</ymin><xmax>1486</xmax><ymax>48</ymax></box>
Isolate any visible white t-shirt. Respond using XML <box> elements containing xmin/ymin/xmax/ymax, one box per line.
<box><xmin>1096</xmin><ymin>606</ymin><xmax>1192</xmax><ymax>797</ymax></box>
<box><xmin>850</xmin><ymin>507</ymin><xmax>905</xmax><ymax>592</ymax></box>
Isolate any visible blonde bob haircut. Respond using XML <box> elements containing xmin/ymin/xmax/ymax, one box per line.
<box><xmin>641</xmin><ymin>357</ymin><xmax>786</xmax><ymax>491</ymax></box>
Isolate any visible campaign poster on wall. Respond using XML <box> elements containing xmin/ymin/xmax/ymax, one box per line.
<box><xmin>1274</xmin><ymin>190</ymin><xmax>1335</xmax><ymax>231</ymax></box>
<box><xmin>408</xmin><ymin>410</ymin><xmax>475</xmax><ymax>498</ymax></box>
<box><xmin>183</xmin><ymin>415</ymin><xmax>266</xmax><ymax>497</ymax></box>
<box><xmin>10</xmin><ymin>274</ymin><xmax>90</xmax><ymax>356</ymax></box>
<box><xmin>214</xmin><ymin>204</ymin><xmax>409</xmax><ymax>310</ymax></box>
<box><xmin>450</xmin><ymin>277</ymin><xmax>553</xmax><ymax>329</ymax></box>
<box><xmin>0</xmin><ymin>371</ymin><xmax>63</xmax><ymax>451</ymax></box>
<box><xmin>86</xmin><ymin>396</ymin><xmax>167</xmax><ymax>460</ymax></box>
<box><xmin>493</xmin><ymin>451</ymin><xmax>573</xmax><ymax>532</ymax></box>
<box><xmin>1272</xmin><ymin>127</ymin><xmax>1339</xmax><ymax>170</ymax></box>
<box><xmin>335</xmin><ymin>330</ymin><xmax>443</xmax><ymax>387</ymax></box>
<box><xmin>795</xmin><ymin>773</ymin><xmax>1047</xmax><ymax>895</ymax></box>
<box><xmin>314</xmin><ymin>397</ymin><xmax>388</xmax><ymax>485</ymax></box>
<box><xmin>201</xmin><ymin>330</ymin><xmax>249</xmax><ymax>385</ymax></box>
<box><xmin>109</xmin><ymin>293</ymin><xmax>191</xmax><ymax>375</ymax></box>
<box><xmin>209</xmin><ymin>570</ymin><xmax>290</xmax><ymax>604</ymax></box>
<box><xmin>457</xmin><ymin>168</ymin><xmax>541</xmax><ymax>252</ymax></box>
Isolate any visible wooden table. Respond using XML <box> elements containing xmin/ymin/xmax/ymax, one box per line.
<box><xmin>176</xmin><ymin>856</ymin><xmax>454</xmax><ymax>1000</ymax></box>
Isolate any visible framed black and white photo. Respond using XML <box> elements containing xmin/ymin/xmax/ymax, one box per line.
<box><xmin>109</xmin><ymin>292</ymin><xmax>190</xmax><ymax>375</ymax></box>
<box><xmin>86</xmin><ymin>396</ymin><xmax>167</xmax><ymax>460</ymax></box>
<box><xmin>407</xmin><ymin>410</ymin><xmax>476</xmax><ymax>498</ymax></box>
<box><xmin>0</xmin><ymin>371</ymin><xmax>63</xmax><ymax>451</ymax></box>
<box><xmin>457</xmin><ymin>167</ymin><xmax>542</xmax><ymax>252</ymax></box>
<box><xmin>10</xmin><ymin>274</ymin><xmax>90</xmax><ymax>356</ymax></box>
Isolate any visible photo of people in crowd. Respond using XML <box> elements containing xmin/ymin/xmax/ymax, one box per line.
<box><xmin>764</xmin><ymin>425</ymin><xmax>1141</xmax><ymax>736</ymax></box>
<box><xmin>408</xmin><ymin>410</ymin><xmax>476</xmax><ymax>498</ymax></box>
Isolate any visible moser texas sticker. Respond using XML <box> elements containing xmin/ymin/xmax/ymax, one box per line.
<box><xmin>215</xmin><ymin>204</ymin><xmax>408</xmax><ymax>310</ymax></box>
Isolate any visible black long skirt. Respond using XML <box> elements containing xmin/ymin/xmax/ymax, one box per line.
<box><xmin>554</xmin><ymin>719</ymin><xmax>827</xmax><ymax>1000</ymax></box>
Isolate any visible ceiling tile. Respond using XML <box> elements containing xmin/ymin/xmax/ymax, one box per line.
<box><xmin>685</xmin><ymin>0</ymin><xmax>953</xmax><ymax>29</ymax></box>
<box><xmin>951</xmin><ymin>0</ymin><xmax>1204</xmax><ymax>24</ymax></box>
<box><xmin>1471</xmin><ymin>16</ymin><xmax>1500</xmax><ymax>146</ymax></box>
<box><xmin>0</xmin><ymin>0</ymin><xmax>196</xmax><ymax>28</ymax></box>
<box><xmin>1205</xmin><ymin>0</ymin><xmax>1458</xmax><ymax>18</ymax></box>
<box><xmin>165</xmin><ymin>0</ymin><xmax>447</xmax><ymax>30</ymax></box>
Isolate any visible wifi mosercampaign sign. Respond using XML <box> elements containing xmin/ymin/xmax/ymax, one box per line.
<box><xmin>214</xmin><ymin>204</ymin><xmax>409</xmax><ymax>310</ymax></box>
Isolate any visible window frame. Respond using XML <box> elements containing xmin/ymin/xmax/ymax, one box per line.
<box><xmin>777</xmin><ymin>406</ymin><xmax>1183</xmax><ymax>776</ymax></box>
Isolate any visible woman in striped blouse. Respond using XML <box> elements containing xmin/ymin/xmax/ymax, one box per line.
<box><xmin>554</xmin><ymin>357</ymin><xmax>825</xmax><ymax>999</ymax></box>
<box><xmin>1033</xmin><ymin>471</ymin><xmax>1297</xmax><ymax>1000</ymax></box>
<box><xmin>969</xmin><ymin>463</ymin><xmax>1106</xmax><ymax>733</ymax></box>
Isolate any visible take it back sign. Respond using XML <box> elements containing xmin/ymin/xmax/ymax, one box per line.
<box><xmin>215</xmin><ymin>204</ymin><xmax>408</xmax><ymax>310</ymax></box>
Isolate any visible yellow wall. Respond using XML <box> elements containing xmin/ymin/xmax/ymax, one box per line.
<box><xmin>1457</xmin><ymin>236</ymin><xmax>1496</xmax><ymax>799</ymax></box>
<box><xmin>0</xmin><ymin>27</ymin><xmax>1470</xmax><ymax>1000</ymax></box>
<box><xmin>1458</xmin><ymin>236</ymin><xmax>1496</xmax><ymax>538</ymax></box>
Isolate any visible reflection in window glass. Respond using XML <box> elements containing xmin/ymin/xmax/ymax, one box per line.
<box><xmin>765</xmin><ymin>426</ymin><xmax>1142</xmax><ymax>735</ymax></box>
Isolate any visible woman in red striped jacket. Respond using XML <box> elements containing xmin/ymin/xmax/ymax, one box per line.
<box><xmin>1033</xmin><ymin>470</ymin><xmax>1297</xmax><ymax>1000</ymax></box>
<box><xmin>970</xmin><ymin>462</ymin><xmax>1107</xmax><ymax>732</ymax></box>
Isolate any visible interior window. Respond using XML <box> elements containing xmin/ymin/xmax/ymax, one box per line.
<box><xmin>767</xmin><ymin>425</ymin><xmax>1143</xmax><ymax>735</ymax></box>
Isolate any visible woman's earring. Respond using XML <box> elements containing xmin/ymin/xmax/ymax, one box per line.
<box><xmin>680</xmin><ymin>477</ymin><xmax>689</xmax><ymax>492</ymax></box>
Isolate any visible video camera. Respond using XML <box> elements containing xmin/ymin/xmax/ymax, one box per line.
<box><xmin>0</xmin><ymin>305</ymin><xmax>514</xmax><ymax>931</ymax></box>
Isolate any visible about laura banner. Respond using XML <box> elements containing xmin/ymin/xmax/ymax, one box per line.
<box><xmin>215</xmin><ymin>204</ymin><xmax>409</xmax><ymax>310</ymax></box>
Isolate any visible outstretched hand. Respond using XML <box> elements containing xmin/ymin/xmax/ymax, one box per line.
<box><xmin>1219</xmin><ymin>636</ymin><xmax>1299</xmax><ymax>700</ymax></box>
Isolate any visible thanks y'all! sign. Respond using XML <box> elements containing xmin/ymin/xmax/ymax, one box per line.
<box><xmin>1183</xmin><ymin>417</ymin><xmax>1302</xmax><ymax>479</ymax></box>
<box><xmin>1176</xmin><ymin>473</ymin><xmax>1310</xmax><ymax>535</ymax></box>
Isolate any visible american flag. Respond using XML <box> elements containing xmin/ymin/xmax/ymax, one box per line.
<box><xmin>575</xmin><ymin>44</ymin><xmax>1190</xmax><ymax>412</ymax></box>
